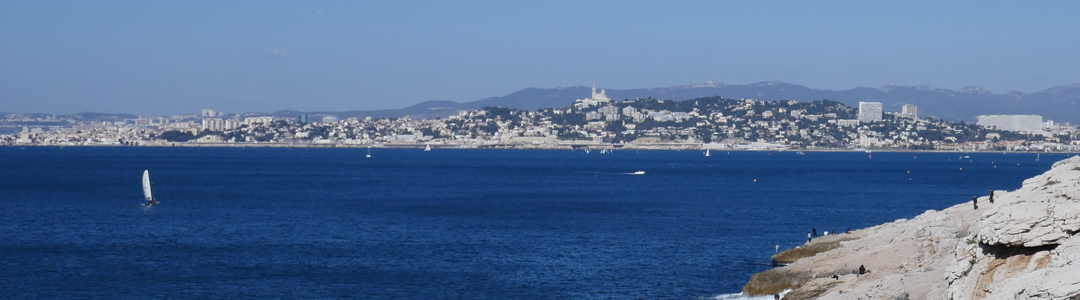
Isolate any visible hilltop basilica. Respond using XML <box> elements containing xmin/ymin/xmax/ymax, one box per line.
<box><xmin>573</xmin><ymin>84</ymin><xmax>612</xmax><ymax>108</ymax></box>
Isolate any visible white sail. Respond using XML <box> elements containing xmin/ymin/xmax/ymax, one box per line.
<box><xmin>142</xmin><ymin>170</ymin><xmax>153</xmax><ymax>201</ymax></box>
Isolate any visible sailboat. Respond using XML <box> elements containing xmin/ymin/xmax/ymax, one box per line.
<box><xmin>424</xmin><ymin>144</ymin><xmax>432</xmax><ymax>151</ymax></box>
<box><xmin>704</xmin><ymin>148</ymin><xmax>711</xmax><ymax>157</ymax></box>
<box><xmin>1036</xmin><ymin>153</ymin><xmax>1040</xmax><ymax>161</ymax></box>
<box><xmin>142</xmin><ymin>170</ymin><xmax>158</xmax><ymax>206</ymax></box>
<box><xmin>366</xmin><ymin>146</ymin><xmax>372</xmax><ymax>158</ymax></box>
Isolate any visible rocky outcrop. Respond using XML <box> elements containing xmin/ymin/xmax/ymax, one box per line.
<box><xmin>977</xmin><ymin>158</ymin><xmax>1080</xmax><ymax>247</ymax></box>
<box><xmin>743</xmin><ymin>156</ymin><xmax>1080</xmax><ymax>300</ymax></box>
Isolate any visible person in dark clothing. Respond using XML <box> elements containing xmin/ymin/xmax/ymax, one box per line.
<box><xmin>812</xmin><ymin>227</ymin><xmax>817</xmax><ymax>238</ymax></box>
<box><xmin>772</xmin><ymin>259</ymin><xmax>779</xmax><ymax>268</ymax></box>
<box><xmin>859</xmin><ymin>265</ymin><xmax>866</xmax><ymax>275</ymax></box>
<box><xmin>989</xmin><ymin>189</ymin><xmax>995</xmax><ymax>203</ymax></box>
<box><xmin>846</xmin><ymin>227</ymin><xmax>851</xmax><ymax>233</ymax></box>
<box><xmin>774</xmin><ymin>294</ymin><xmax>780</xmax><ymax>300</ymax></box>
<box><xmin>973</xmin><ymin>195</ymin><xmax>978</xmax><ymax>210</ymax></box>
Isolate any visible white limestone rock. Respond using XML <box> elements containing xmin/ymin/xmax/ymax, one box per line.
<box><xmin>746</xmin><ymin>156</ymin><xmax>1080</xmax><ymax>300</ymax></box>
<box><xmin>978</xmin><ymin>156</ymin><xmax>1080</xmax><ymax>247</ymax></box>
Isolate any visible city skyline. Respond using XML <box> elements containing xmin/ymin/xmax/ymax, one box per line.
<box><xmin>6</xmin><ymin>90</ymin><xmax>1077</xmax><ymax>152</ymax></box>
<box><xmin>3</xmin><ymin>1</ymin><xmax>1080</xmax><ymax>115</ymax></box>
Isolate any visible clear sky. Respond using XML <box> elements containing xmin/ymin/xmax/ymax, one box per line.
<box><xmin>2</xmin><ymin>1</ymin><xmax>1079</xmax><ymax>115</ymax></box>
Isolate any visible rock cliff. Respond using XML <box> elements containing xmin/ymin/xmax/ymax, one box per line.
<box><xmin>743</xmin><ymin>156</ymin><xmax>1080</xmax><ymax>300</ymax></box>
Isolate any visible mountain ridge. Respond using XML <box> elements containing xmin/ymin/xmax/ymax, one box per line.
<box><xmin>271</xmin><ymin>81</ymin><xmax>1080</xmax><ymax>123</ymax></box>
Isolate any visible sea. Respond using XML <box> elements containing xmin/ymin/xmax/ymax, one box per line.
<box><xmin>0</xmin><ymin>147</ymin><xmax>1069</xmax><ymax>299</ymax></box>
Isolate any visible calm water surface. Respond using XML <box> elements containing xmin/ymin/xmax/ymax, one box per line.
<box><xmin>0</xmin><ymin>147</ymin><xmax>1067</xmax><ymax>299</ymax></box>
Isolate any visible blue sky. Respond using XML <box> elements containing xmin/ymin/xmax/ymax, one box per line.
<box><xmin>2</xmin><ymin>1</ymin><xmax>1079</xmax><ymax>115</ymax></box>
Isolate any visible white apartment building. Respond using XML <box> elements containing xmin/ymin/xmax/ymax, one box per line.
<box><xmin>244</xmin><ymin>116</ymin><xmax>275</xmax><ymax>126</ymax></box>
<box><xmin>858</xmin><ymin>102</ymin><xmax>883</xmax><ymax>123</ymax></box>
<box><xmin>977</xmin><ymin>115</ymin><xmax>1043</xmax><ymax>133</ymax></box>
<box><xmin>901</xmin><ymin>104</ymin><xmax>918</xmax><ymax>119</ymax></box>
<box><xmin>201</xmin><ymin>118</ymin><xmax>223</xmax><ymax>132</ymax></box>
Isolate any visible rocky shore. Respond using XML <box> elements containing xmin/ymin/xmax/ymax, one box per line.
<box><xmin>744</xmin><ymin>156</ymin><xmax>1080</xmax><ymax>300</ymax></box>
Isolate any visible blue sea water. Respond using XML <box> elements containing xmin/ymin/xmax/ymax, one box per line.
<box><xmin>0</xmin><ymin>147</ymin><xmax>1068</xmax><ymax>299</ymax></box>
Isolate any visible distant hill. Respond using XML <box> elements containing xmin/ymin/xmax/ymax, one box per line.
<box><xmin>272</xmin><ymin>100</ymin><xmax>463</xmax><ymax>121</ymax></box>
<box><xmin>274</xmin><ymin>81</ymin><xmax>1080</xmax><ymax>123</ymax></box>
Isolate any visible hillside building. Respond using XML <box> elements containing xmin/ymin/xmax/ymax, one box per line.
<box><xmin>901</xmin><ymin>104</ymin><xmax>918</xmax><ymax>119</ymax></box>
<box><xmin>574</xmin><ymin>84</ymin><xmax>612</xmax><ymax>108</ymax></box>
<box><xmin>977</xmin><ymin>115</ymin><xmax>1043</xmax><ymax>133</ymax></box>
<box><xmin>858</xmin><ymin>102</ymin><xmax>883</xmax><ymax>123</ymax></box>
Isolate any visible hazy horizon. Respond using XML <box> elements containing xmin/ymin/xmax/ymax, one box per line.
<box><xmin>4</xmin><ymin>80</ymin><xmax>1079</xmax><ymax>117</ymax></box>
<box><xmin>3</xmin><ymin>1</ymin><xmax>1079</xmax><ymax>115</ymax></box>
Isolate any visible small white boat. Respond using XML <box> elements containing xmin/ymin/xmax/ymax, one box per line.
<box><xmin>424</xmin><ymin>144</ymin><xmax>432</xmax><ymax>151</ymax></box>
<box><xmin>630</xmin><ymin>171</ymin><xmax>645</xmax><ymax>175</ymax></box>
<box><xmin>366</xmin><ymin>147</ymin><xmax>372</xmax><ymax>158</ymax></box>
<box><xmin>797</xmin><ymin>151</ymin><xmax>806</xmax><ymax>155</ymax></box>
<box><xmin>142</xmin><ymin>170</ymin><xmax>158</xmax><ymax>206</ymax></box>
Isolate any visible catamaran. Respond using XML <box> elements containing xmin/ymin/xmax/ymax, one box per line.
<box><xmin>142</xmin><ymin>170</ymin><xmax>158</xmax><ymax>206</ymax></box>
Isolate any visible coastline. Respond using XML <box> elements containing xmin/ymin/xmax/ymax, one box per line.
<box><xmin>2</xmin><ymin>143</ymin><xmax>1074</xmax><ymax>154</ymax></box>
<box><xmin>743</xmin><ymin>156</ymin><xmax>1080</xmax><ymax>299</ymax></box>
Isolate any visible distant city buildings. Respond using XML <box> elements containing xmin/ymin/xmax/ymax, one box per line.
<box><xmin>900</xmin><ymin>104</ymin><xmax>918</xmax><ymax>119</ymax></box>
<box><xmin>977</xmin><ymin>115</ymin><xmax>1044</xmax><ymax>133</ymax></box>
<box><xmin>858</xmin><ymin>102</ymin><xmax>883</xmax><ymax>123</ymax></box>
<box><xmin>4</xmin><ymin>86</ymin><xmax>1080</xmax><ymax>151</ymax></box>
<box><xmin>202</xmin><ymin>118</ymin><xmax>224</xmax><ymax>132</ymax></box>
<box><xmin>244</xmin><ymin>116</ymin><xmax>275</xmax><ymax>126</ymax></box>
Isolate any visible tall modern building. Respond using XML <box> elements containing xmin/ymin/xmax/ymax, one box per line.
<box><xmin>201</xmin><ymin>118</ymin><xmax>224</xmax><ymax>132</ymax></box>
<box><xmin>297</xmin><ymin>114</ymin><xmax>309</xmax><ymax>124</ymax></box>
<box><xmin>858</xmin><ymin>102</ymin><xmax>883</xmax><ymax>123</ymax></box>
<box><xmin>900</xmin><ymin>104</ymin><xmax>918</xmax><ymax>119</ymax></box>
<box><xmin>976</xmin><ymin>115</ymin><xmax>1043</xmax><ymax>133</ymax></box>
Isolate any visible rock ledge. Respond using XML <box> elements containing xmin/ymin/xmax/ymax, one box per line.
<box><xmin>743</xmin><ymin>156</ymin><xmax>1080</xmax><ymax>300</ymax></box>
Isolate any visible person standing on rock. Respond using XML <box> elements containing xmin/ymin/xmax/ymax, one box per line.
<box><xmin>973</xmin><ymin>195</ymin><xmax>978</xmax><ymax>210</ymax></box>
<box><xmin>807</xmin><ymin>232</ymin><xmax>812</xmax><ymax>243</ymax></box>
<box><xmin>989</xmin><ymin>189</ymin><xmax>995</xmax><ymax>203</ymax></box>
<box><xmin>812</xmin><ymin>227</ymin><xmax>817</xmax><ymax>238</ymax></box>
